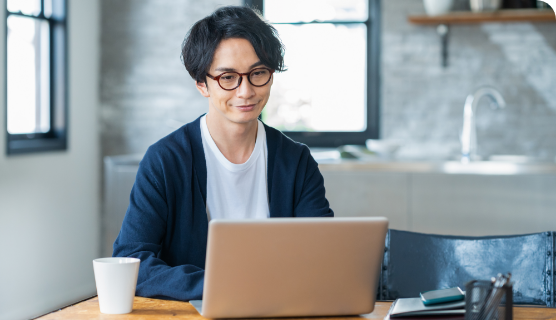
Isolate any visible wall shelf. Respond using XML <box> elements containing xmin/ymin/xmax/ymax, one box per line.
<box><xmin>407</xmin><ymin>9</ymin><xmax>555</xmax><ymax>67</ymax></box>
<box><xmin>408</xmin><ymin>9</ymin><xmax>555</xmax><ymax>25</ymax></box>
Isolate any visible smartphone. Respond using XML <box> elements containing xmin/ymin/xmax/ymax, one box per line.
<box><xmin>420</xmin><ymin>287</ymin><xmax>465</xmax><ymax>306</ymax></box>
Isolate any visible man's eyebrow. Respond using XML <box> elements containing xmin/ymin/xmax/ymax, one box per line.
<box><xmin>214</xmin><ymin>61</ymin><xmax>264</xmax><ymax>73</ymax></box>
<box><xmin>214</xmin><ymin>67</ymin><xmax>237</xmax><ymax>72</ymax></box>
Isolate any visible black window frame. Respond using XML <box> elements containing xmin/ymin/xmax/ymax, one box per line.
<box><xmin>246</xmin><ymin>0</ymin><xmax>381</xmax><ymax>147</ymax></box>
<box><xmin>5</xmin><ymin>0</ymin><xmax>68</xmax><ymax>155</ymax></box>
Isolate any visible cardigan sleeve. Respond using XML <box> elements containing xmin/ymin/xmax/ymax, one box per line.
<box><xmin>112</xmin><ymin>150</ymin><xmax>204</xmax><ymax>301</ymax></box>
<box><xmin>293</xmin><ymin>147</ymin><xmax>334</xmax><ymax>218</ymax></box>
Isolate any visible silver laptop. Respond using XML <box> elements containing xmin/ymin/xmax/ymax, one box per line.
<box><xmin>190</xmin><ymin>217</ymin><xmax>388</xmax><ymax>318</ymax></box>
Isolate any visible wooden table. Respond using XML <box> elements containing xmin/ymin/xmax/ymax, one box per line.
<box><xmin>35</xmin><ymin>296</ymin><xmax>556</xmax><ymax>320</ymax></box>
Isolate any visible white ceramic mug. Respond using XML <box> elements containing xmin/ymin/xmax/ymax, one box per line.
<box><xmin>93</xmin><ymin>257</ymin><xmax>140</xmax><ymax>314</ymax></box>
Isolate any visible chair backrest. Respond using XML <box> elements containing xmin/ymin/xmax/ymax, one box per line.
<box><xmin>379</xmin><ymin>229</ymin><xmax>554</xmax><ymax>306</ymax></box>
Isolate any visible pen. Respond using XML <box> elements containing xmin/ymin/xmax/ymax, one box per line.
<box><xmin>478</xmin><ymin>273</ymin><xmax>511</xmax><ymax>320</ymax></box>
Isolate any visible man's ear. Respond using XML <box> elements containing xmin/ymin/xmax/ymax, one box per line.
<box><xmin>195</xmin><ymin>80</ymin><xmax>210</xmax><ymax>98</ymax></box>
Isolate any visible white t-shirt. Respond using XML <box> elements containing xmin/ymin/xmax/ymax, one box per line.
<box><xmin>200</xmin><ymin>115</ymin><xmax>269</xmax><ymax>220</ymax></box>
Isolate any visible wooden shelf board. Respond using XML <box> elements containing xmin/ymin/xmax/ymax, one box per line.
<box><xmin>408</xmin><ymin>9</ymin><xmax>555</xmax><ymax>25</ymax></box>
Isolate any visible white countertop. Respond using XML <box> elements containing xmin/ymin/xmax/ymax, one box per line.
<box><xmin>317</xmin><ymin>159</ymin><xmax>556</xmax><ymax>175</ymax></box>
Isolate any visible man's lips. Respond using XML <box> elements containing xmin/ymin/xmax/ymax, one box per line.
<box><xmin>235</xmin><ymin>104</ymin><xmax>256</xmax><ymax>111</ymax></box>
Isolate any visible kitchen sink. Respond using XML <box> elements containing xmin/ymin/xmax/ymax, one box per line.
<box><xmin>487</xmin><ymin>155</ymin><xmax>541</xmax><ymax>163</ymax></box>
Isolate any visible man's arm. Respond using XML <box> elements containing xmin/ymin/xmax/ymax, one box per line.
<box><xmin>113</xmin><ymin>151</ymin><xmax>204</xmax><ymax>301</ymax></box>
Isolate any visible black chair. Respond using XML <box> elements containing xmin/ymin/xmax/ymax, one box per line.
<box><xmin>378</xmin><ymin>229</ymin><xmax>554</xmax><ymax>306</ymax></box>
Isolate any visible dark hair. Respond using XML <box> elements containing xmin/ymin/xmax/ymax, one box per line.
<box><xmin>181</xmin><ymin>6</ymin><xmax>286</xmax><ymax>83</ymax></box>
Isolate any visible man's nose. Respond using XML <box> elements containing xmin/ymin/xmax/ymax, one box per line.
<box><xmin>236</xmin><ymin>75</ymin><xmax>256</xmax><ymax>99</ymax></box>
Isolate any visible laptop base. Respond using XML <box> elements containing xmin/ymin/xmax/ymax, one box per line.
<box><xmin>190</xmin><ymin>300</ymin><xmax>203</xmax><ymax>315</ymax></box>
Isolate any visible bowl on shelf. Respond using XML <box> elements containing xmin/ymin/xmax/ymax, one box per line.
<box><xmin>470</xmin><ymin>0</ymin><xmax>502</xmax><ymax>12</ymax></box>
<box><xmin>423</xmin><ymin>0</ymin><xmax>454</xmax><ymax>15</ymax></box>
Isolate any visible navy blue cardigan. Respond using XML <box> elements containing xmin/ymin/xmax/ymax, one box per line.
<box><xmin>113</xmin><ymin>116</ymin><xmax>333</xmax><ymax>301</ymax></box>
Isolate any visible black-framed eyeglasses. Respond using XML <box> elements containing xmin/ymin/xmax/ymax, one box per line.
<box><xmin>206</xmin><ymin>68</ymin><xmax>275</xmax><ymax>91</ymax></box>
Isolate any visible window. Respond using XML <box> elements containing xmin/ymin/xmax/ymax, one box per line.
<box><xmin>6</xmin><ymin>0</ymin><xmax>67</xmax><ymax>155</ymax></box>
<box><xmin>246</xmin><ymin>0</ymin><xmax>380</xmax><ymax>147</ymax></box>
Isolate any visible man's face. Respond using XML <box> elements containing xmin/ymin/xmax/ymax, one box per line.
<box><xmin>196</xmin><ymin>38</ymin><xmax>273</xmax><ymax>125</ymax></box>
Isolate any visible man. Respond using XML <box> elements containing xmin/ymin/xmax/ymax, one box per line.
<box><xmin>113</xmin><ymin>6</ymin><xmax>334</xmax><ymax>301</ymax></box>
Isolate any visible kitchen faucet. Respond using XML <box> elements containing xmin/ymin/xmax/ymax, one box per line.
<box><xmin>460</xmin><ymin>87</ymin><xmax>506</xmax><ymax>163</ymax></box>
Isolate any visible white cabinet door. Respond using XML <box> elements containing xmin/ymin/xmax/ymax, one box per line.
<box><xmin>321</xmin><ymin>170</ymin><xmax>410</xmax><ymax>230</ymax></box>
<box><xmin>410</xmin><ymin>173</ymin><xmax>556</xmax><ymax>236</ymax></box>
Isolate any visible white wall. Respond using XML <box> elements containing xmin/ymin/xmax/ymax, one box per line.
<box><xmin>0</xmin><ymin>1</ymin><xmax>100</xmax><ymax>319</ymax></box>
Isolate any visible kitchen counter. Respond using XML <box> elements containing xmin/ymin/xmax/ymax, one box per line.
<box><xmin>317</xmin><ymin>158</ymin><xmax>556</xmax><ymax>236</ymax></box>
<box><xmin>103</xmin><ymin>154</ymin><xmax>556</xmax><ymax>240</ymax></box>
<box><xmin>317</xmin><ymin>159</ymin><xmax>556</xmax><ymax>175</ymax></box>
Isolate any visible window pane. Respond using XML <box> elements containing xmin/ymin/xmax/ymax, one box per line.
<box><xmin>44</xmin><ymin>0</ymin><xmax>52</xmax><ymax>18</ymax></box>
<box><xmin>7</xmin><ymin>15</ymin><xmax>50</xmax><ymax>134</ymax></box>
<box><xmin>7</xmin><ymin>0</ymin><xmax>41</xmax><ymax>16</ymax></box>
<box><xmin>52</xmin><ymin>23</ymin><xmax>66</xmax><ymax>130</ymax></box>
<box><xmin>51</xmin><ymin>0</ymin><xmax>66</xmax><ymax>20</ymax></box>
<box><xmin>265</xmin><ymin>0</ymin><xmax>368</xmax><ymax>23</ymax></box>
<box><xmin>264</xmin><ymin>23</ymin><xmax>367</xmax><ymax>132</ymax></box>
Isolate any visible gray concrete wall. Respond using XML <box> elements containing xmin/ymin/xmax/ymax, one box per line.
<box><xmin>100</xmin><ymin>0</ymin><xmax>241</xmax><ymax>157</ymax></box>
<box><xmin>382</xmin><ymin>1</ymin><xmax>556</xmax><ymax>161</ymax></box>
<box><xmin>100</xmin><ymin>0</ymin><xmax>556</xmax><ymax>160</ymax></box>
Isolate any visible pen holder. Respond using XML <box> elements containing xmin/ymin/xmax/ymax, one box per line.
<box><xmin>465</xmin><ymin>280</ymin><xmax>513</xmax><ymax>320</ymax></box>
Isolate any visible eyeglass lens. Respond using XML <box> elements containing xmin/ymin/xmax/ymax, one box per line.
<box><xmin>218</xmin><ymin>69</ymin><xmax>271</xmax><ymax>90</ymax></box>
